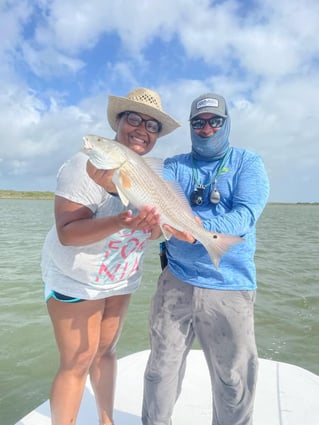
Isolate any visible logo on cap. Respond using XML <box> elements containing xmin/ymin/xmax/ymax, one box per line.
<box><xmin>196</xmin><ymin>98</ymin><xmax>219</xmax><ymax>110</ymax></box>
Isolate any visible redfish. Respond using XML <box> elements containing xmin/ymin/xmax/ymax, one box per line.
<box><xmin>83</xmin><ymin>135</ymin><xmax>243</xmax><ymax>268</ymax></box>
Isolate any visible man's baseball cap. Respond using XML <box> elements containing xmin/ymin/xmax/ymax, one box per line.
<box><xmin>189</xmin><ymin>93</ymin><xmax>227</xmax><ymax>120</ymax></box>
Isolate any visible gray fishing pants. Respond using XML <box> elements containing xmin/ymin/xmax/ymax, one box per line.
<box><xmin>142</xmin><ymin>268</ymin><xmax>258</xmax><ymax>425</ymax></box>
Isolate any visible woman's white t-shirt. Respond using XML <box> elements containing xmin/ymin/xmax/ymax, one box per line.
<box><xmin>41</xmin><ymin>152</ymin><xmax>151</xmax><ymax>300</ymax></box>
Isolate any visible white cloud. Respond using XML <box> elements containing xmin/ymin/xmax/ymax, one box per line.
<box><xmin>0</xmin><ymin>0</ymin><xmax>318</xmax><ymax>202</ymax></box>
<box><xmin>21</xmin><ymin>43</ymin><xmax>85</xmax><ymax>77</ymax></box>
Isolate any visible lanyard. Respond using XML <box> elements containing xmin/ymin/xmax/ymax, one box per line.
<box><xmin>191</xmin><ymin>147</ymin><xmax>232</xmax><ymax>188</ymax></box>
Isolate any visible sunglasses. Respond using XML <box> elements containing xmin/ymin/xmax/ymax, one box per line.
<box><xmin>191</xmin><ymin>116</ymin><xmax>225</xmax><ymax>130</ymax></box>
<box><xmin>122</xmin><ymin>111</ymin><xmax>162</xmax><ymax>134</ymax></box>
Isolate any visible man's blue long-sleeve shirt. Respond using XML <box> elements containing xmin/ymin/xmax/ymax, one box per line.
<box><xmin>163</xmin><ymin>147</ymin><xmax>270</xmax><ymax>290</ymax></box>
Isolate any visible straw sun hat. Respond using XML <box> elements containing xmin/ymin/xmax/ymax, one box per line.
<box><xmin>107</xmin><ymin>87</ymin><xmax>180</xmax><ymax>137</ymax></box>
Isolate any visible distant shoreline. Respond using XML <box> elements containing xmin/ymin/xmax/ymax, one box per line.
<box><xmin>0</xmin><ymin>190</ymin><xmax>317</xmax><ymax>204</ymax></box>
<box><xmin>0</xmin><ymin>190</ymin><xmax>54</xmax><ymax>200</ymax></box>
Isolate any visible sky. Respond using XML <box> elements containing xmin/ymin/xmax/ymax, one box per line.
<box><xmin>0</xmin><ymin>0</ymin><xmax>318</xmax><ymax>203</ymax></box>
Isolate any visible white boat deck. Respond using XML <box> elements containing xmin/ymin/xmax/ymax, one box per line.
<box><xmin>16</xmin><ymin>350</ymin><xmax>319</xmax><ymax>425</ymax></box>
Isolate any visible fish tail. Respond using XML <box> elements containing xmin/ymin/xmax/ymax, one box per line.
<box><xmin>201</xmin><ymin>231</ymin><xmax>243</xmax><ymax>269</ymax></box>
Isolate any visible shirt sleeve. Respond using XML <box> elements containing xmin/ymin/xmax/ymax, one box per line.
<box><xmin>55</xmin><ymin>152</ymin><xmax>104</xmax><ymax>213</ymax></box>
<box><xmin>204</xmin><ymin>153</ymin><xmax>270</xmax><ymax>236</ymax></box>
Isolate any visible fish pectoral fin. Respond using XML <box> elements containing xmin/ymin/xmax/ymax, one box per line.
<box><xmin>116</xmin><ymin>186</ymin><xmax>130</xmax><ymax>206</ymax></box>
<box><xmin>160</xmin><ymin>225</ymin><xmax>173</xmax><ymax>240</ymax></box>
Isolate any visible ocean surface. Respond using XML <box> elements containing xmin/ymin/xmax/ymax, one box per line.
<box><xmin>0</xmin><ymin>200</ymin><xmax>318</xmax><ymax>425</ymax></box>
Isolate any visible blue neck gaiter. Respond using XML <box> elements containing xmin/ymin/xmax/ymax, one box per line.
<box><xmin>191</xmin><ymin>117</ymin><xmax>231</xmax><ymax>161</ymax></box>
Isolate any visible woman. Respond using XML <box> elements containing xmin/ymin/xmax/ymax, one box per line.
<box><xmin>41</xmin><ymin>87</ymin><xmax>180</xmax><ymax>425</ymax></box>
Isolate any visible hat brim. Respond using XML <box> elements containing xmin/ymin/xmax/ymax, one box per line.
<box><xmin>107</xmin><ymin>95</ymin><xmax>180</xmax><ymax>137</ymax></box>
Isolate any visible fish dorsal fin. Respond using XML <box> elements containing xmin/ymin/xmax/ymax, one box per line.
<box><xmin>144</xmin><ymin>158</ymin><xmax>194</xmax><ymax>216</ymax></box>
<box><xmin>165</xmin><ymin>180</ymin><xmax>194</xmax><ymax>216</ymax></box>
<box><xmin>143</xmin><ymin>157</ymin><xmax>164</xmax><ymax>178</ymax></box>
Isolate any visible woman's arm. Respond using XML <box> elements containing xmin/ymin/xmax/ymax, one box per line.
<box><xmin>55</xmin><ymin>196</ymin><xmax>160</xmax><ymax>246</ymax></box>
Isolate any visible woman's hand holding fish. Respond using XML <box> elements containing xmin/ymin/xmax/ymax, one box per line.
<box><xmin>86</xmin><ymin>160</ymin><xmax>117</xmax><ymax>193</ymax></box>
<box><xmin>116</xmin><ymin>206</ymin><xmax>161</xmax><ymax>234</ymax></box>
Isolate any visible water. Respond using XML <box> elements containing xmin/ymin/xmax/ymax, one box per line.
<box><xmin>0</xmin><ymin>200</ymin><xmax>318</xmax><ymax>425</ymax></box>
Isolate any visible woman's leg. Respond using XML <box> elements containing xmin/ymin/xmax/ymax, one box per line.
<box><xmin>47</xmin><ymin>297</ymin><xmax>106</xmax><ymax>425</ymax></box>
<box><xmin>89</xmin><ymin>294</ymin><xmax>131</xmax><ymax>425</ymax></box>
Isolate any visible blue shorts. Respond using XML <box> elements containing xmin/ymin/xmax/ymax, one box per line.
<box><xmin>46</xmin><ymin>290</ymin><xmax>85</xmax><ymax>303</ymax></box>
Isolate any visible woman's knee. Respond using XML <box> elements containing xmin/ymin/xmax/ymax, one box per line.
<box><xmin>60</xmin><ymin>347</ymin><xmax>98</xmax><ymax>376</ymax></box>
<box><xmin>96</xmin><ymin>339</ymin><xmax>119</xmax><ymax>361</ymax></box>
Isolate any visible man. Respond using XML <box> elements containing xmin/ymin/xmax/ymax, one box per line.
<box><xmin>142</xmin><ymin>93</ymin><xmax>270</xmax><ymax>425</ymax></box>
